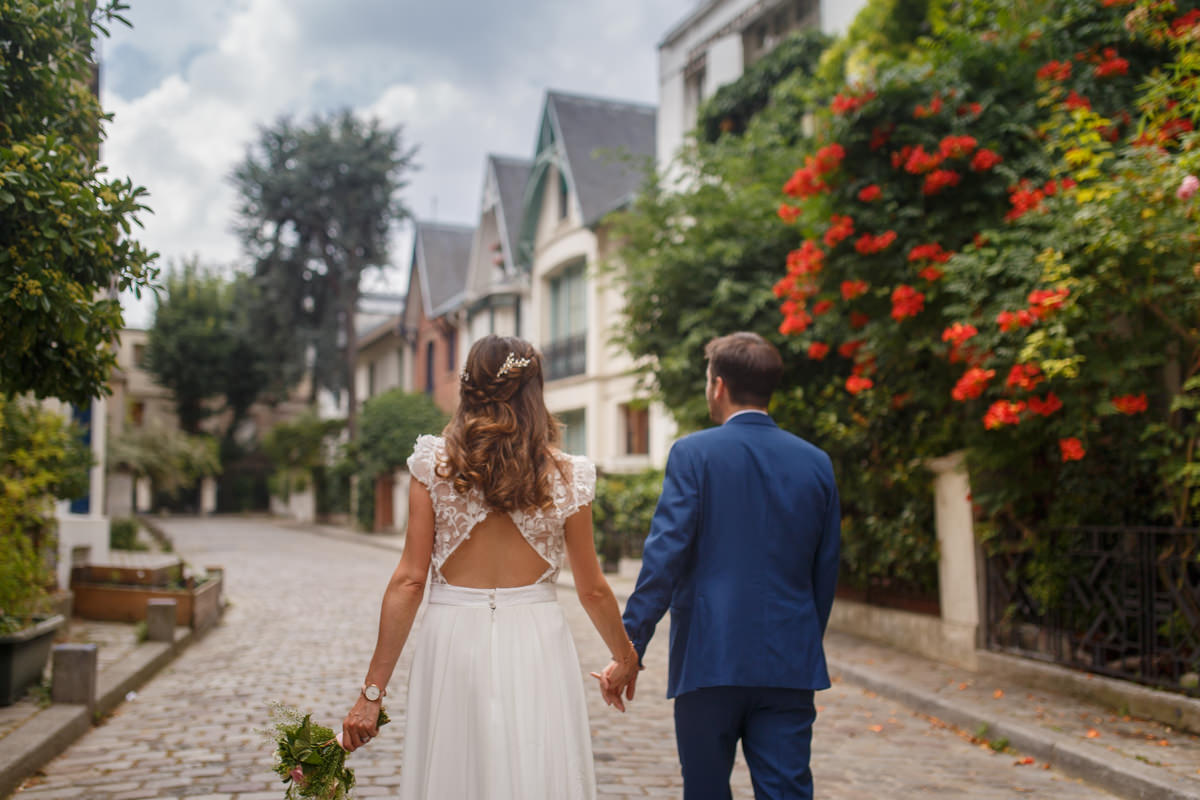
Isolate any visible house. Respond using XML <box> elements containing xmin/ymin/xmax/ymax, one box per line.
<box><xmin>402</xmin><ymin>220</ymin><xmax>475</xmax><ymax>414</ymax></box>
<box><xmin>656</xmin><ymin>0</ymin><xmax>867</xmax><ymax>169</ymax></box>
<box><xmin>354</xmin><ymin>292</ymin><xmax>410</xmax><ymax>404</ymax></box>
<box><xmin>516</xmin><ymin>89</ymin><xmax>675</xmax><ymax>470</ymax></box>
<box><xmin>462</xmin><ymin>154</ymin><xmax>533</xmax><ymax>346</ymax></box>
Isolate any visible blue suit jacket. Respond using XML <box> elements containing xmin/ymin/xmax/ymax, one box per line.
<box><xmin>622</xmin><ymin>412</ymin><xmax>840</xmax><ymax>699</ymax></box>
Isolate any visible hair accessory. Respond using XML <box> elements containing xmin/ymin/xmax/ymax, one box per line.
<box><xmin>498</xmin><ymin>352</ymin><xmax>531</xmax><ymax>377</ymax></box>
<box><xmin>459</xmin><ymin>369</ymin><xmax>470</xmax><ymax>383</ymax></box>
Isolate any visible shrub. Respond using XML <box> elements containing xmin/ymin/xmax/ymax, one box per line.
<box><xmin>108</xmin><ymin>517</ymin><xmax>145</xmax><ymax>551</ymax></box>
<box><xmin>592</xmin><ymin>469</ymin><xmax>664</xmax><ymax>569</ymax></box>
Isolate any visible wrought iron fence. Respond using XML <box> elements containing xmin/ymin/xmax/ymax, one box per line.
<box><xmin>545</xmin><ymin>333</ymin><xmax>587</xmax><ymax>381</ymax></box>
<box><xmin>985</xmin><ymin>526</ymin><xmax>1200</xmax><ymax>695</ymax></box>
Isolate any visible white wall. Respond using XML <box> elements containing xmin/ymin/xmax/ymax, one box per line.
<box><xmin>821</xmin><ymin>0</ymin><xmax>863</xmax><ymax>36</ymax></box>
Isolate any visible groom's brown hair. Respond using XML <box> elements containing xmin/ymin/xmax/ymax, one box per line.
<box><xmin>705</xmin><ymin>332</ymin><xmax>782</xmax><ymax>407</ymax></box>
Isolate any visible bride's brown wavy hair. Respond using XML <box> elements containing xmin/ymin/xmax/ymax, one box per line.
<box><xmin>437</xmin><ymin>335</ymin><xmax>563</xmax><ymax>512</ymax></box>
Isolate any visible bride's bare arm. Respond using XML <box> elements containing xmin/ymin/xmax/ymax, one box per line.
<box><xmin>342</xmin><ymin>478</ymin><xmax>435</xmax><ymax>750</ymax></box>
<box><xmin>564</xmin><ymin>505</ymin><xmax>639</xmax><ymax>709</ymax></box>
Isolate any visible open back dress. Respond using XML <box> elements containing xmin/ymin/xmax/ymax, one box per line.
<box><xmin>398</xmin><ymin>434</ymin><xmax>598</xmax><ymax>800</ymax></box>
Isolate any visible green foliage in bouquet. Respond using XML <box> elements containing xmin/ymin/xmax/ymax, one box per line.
<box><xmin>269</xmin><ymin>703</ymin><xmax>390</xmax><ymax>800</ymax></box>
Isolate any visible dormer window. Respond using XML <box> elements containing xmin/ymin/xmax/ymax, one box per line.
<box><xmin>558</xmin><ymin>171</ymin><xmax>570</xmax><ymax>221</ymax></box>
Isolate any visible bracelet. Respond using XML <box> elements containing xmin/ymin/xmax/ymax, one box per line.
<box><xmin>614</xmin><ymin>639</ymin><xmax>638</xmax><ymax>664</ymax></box>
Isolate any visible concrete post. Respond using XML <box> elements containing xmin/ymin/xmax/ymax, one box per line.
<box><xmin>146</xmin><ymin>598</ymin><xmax>177</xmax><ymax>642</ymax></box>
<box><xmin>205</xmin><ymin>566</ymin><xmax>225</xmax><ymax>607</ymax></box>
<box><xmin>927</xmin><ymin>451</ymin><xmax>981</xmax><ymax>667</ymax></box>
<box><xmin>51</xmin><ymin>643</ymin><xmax>98</xmax><ymax>711</ymax></box>
<box><xmin>135</xmin><ymin>477</ymin><xmax>153</xmax><ymax>512</ymax></box>
<box><xmin>200</xmin><ymin>477</ymin><xmax>217</xmax><ymax>515</ymax></box>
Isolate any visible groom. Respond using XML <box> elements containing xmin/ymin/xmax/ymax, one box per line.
<box><xmin>602</xmin><ymin>332</ymin><xmax>840</xmax><ymax>800</ymax></box>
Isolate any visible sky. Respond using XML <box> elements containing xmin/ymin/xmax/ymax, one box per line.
<box><xmin>100</xmin><ymin>0</ymin><xmax>696</xmax><ymax>328</ymax></box>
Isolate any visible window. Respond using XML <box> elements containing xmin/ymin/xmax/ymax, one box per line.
<box><xmin>621</xmin><ymin>403</ymin><xmax>650</xmax><ymax>456</ymax></box>
<box><xmin>558</xmin><ymin>171</ymin><xmax>570</xmax><ymax>221</ymax></box>
<box><xmin>367</xmin><ymin>362</ymin><xmax>377</xmax><ymax>398</ymax></box>
<box><xmin>559</xmin><ymin>409</ymin><xmax>587</xmax><ymax>456</ymax></box>
<box><xmin>546</xmin><ymin>262</ymin><xmax>587</xmax><ymax>380</ymax></box>
<box><xmin>132</xmin><ymin>343</ymin><xmax>146</xmax><ymax>368</ymax></box>
<box><xmin>446</xmin><ymin>330</ymin><xmax>457</xmax><ymax>371</ymax></box>
<box><xmin>130</xmin><ymin>401</ymin><xmax>145</xmax><ymax>428</ymax></box>
<box><xmin>684</xmin><ymin>65</ymin><xmax>706</xmax><ymax>130</ymax></box>
<box><xmin>425</xmin><ymin>340</ymin><xmax>435</xmax><ymax>395</ymax></box>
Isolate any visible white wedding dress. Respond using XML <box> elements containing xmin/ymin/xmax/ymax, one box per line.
<box><xmin>399</xmin><ymin>435</ymin><xmax>598</xmax><ymax>799</ymax></box>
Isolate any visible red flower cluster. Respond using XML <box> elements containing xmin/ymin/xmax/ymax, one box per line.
<box><xmin>942</xmin><ymin>323</ymin><xmax>978</xmax><ymax>346</ymax></box>
<box><xmin>1005</xmin><ymin>363</ymin><xmax>1043</xmax><ymax>391</ymax></box>
<box><xmin>957</xmin><ymin>102</ymin><xmax>983</xmax><ymax>117</ymax></box>
<box><xmin>971</xmin><ymin>149</ymin><xmax>1002</xmax><ymax>171</ymax></box>
<box><xmin>832</xmin><ymin>90</ymin><xmax>877</xmax><ymax>116</ymax></box>
<box><xmin>824</xmin><ymin>214</ymin><xmax>855</xmax><ymax>248</ymax></box>
<box><xmin>1059</xmin><ymin>437</ymin><xmax>1085</xmax><ymax>462</ymax></box>
<box><xmin>924</xmin><ymin>169</ymin><xmax>961</xmax><ymax>195</ymax></box>
<box><xmin>908</xmin><ymin>242</ymin><xmax>953</xmax><ymax>263</ymax></box>
<box><xmin>913</xmin><ymin>95</ymin><xmax>944</xmax><ymax>118</ymax></box>
<box><xmin>890</xmin><ymin>285</ymin><xmax>925</xmax><ymax>321</ymax></box>
<box><xmin>807</xmin><ymin>342</ymin><xmax>830</xmax><ymax>360</ymax></box>
<box><xmin>1036</xmin><ymin>60</ymin><xmax>1072</xmax><ymax>81</ymax></box>
<box><xmin>984</xmin><ymin>400</ymin><xmax>1026</xmax><ymax>429</ymax></box>
<box><xmin>1094</xmin><ymin>48</ymin><xmax>1129</xmax><ymax>78</ymax></box>
<box><xmin>1064</xmin><ymin>90</ymin><xmax>1092</xmax><ymax>111</ymax></box>
<box><xmin>855</xmin><ymin>231</ymin><xmax>897</xmax><ymax>255</ymax></box>
<box><xmin>1100</xmin><ymin>0</ymin><xmax>1134</xmax><ymax>6</ymax></box>
<box><xmin>1028</xmin><ymin>392</ymin><xmax>1062</xmax><ymax>417</ymax></box>
<box><xmin>1006</xmin><ymin>178</ymin><xmax>1079</xmax><ymax>221</ymax></box>
<box><xmin>812</xmin><ymin>299</ymin><xmax>834</xmax><ymax>316</ymax></box>
<box><xmin>838</xmin><ymin>339</ymin><xmax>865</xmax><ymax>359</ymax></box>
<box><xmin>778</xmin><ymin>203</ymin><xmax>801</xmax><ymax>223</ymax></box>
<box><xmin>849</xmin><ymin>311</ymin><xmax>870</xmax><ymax>329</ymax></box>
<box><xmin>1172</xmin><ymin>9</ymin><xmax>1200</xmax><ymax>37</ymax></box>
<box><xmin>841</xmin><ymin>280</ymin><xmax>869</xmax><ymax>300</ymax></box>
<box><xmin>1112</xmin><ymin>393</ymin><xmax>1148</xmax><ymax>415</ymax></box>
<box><xmin>858</xmin><ymin>184</ymin><xmax>882</xmax><ymax>202</ymax></box>
<box><xmin>845</xmin><ymin>375</ymin><xmax>874</xmax><ymax>394</ymax></box>
<box><xmin>939</xmin><ymin>135</ymin><xmax>977</xmax><ymax>159</ymax></box>
<box><xmin>952</xmin><ymin>367</ymin><xmax>995</xmax><ymax>401</ymax></box>
<box><xmin>786</xmin><ymin>240</ymin><xmax>825</xmax><ymax>276</ymax></box>
<box><xmin>779</xmin><ymin>306</ymin><xmax>813</xmax><ymax>334</ymax></box>
<box><xmin>900</xmin><ymin>145</ymin><xmax>942</xmax><ymax>174</ymax></box>
<box><xmin>783</xmin><ymin>144</ymin><xmax>845</xmax><ymax>199</ymax></box>
<box><xmin>996</xmin><ymin>309</ymin><xmax>1036</xmax><ymax>331</ymax></box>
<box><xmin>1028</xmin><ymin>287</ymin><xmax>1070</xmax><ymax>318</ymax></box>
<box><xmin>869</xmin><ymin>125</ymin><xmax>893</xmax><ymax>151</ymax></box>
<box><xmin>918</xmin><ymin>266</ymin><xmax>944</xmax><ymax>282</ymax></box>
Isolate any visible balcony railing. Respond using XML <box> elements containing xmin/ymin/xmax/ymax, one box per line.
<box><xmin>545</xmin><ymin>333</ymin><xmax>587</xmax><ymax>381</ymax></box>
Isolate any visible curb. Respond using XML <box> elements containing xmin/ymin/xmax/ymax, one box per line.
<box><xmin>831</xmin><ymin>658</ymin><xmax>1200</xmax><ymax>800</ymax></box>
<box><xmin>0</xmin><ymin>619</ymin><xmax>212</xmax><ymax>799</ymax></box>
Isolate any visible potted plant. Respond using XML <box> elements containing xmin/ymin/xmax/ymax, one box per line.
<box><xmin>0</xmin><ymin>397</ymin><xmax>90</xmax><ymax>705</ymax></box>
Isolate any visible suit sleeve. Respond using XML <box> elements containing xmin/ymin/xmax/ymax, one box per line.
<box><xmin>814</xmin><ymin>466</ymin><xmax>841</xmax><ymax>635</ymax></box>
<box><xmin>621</xmin><ymin>441</ymin><xmax>701</xmax><ymax>663</ymax></box>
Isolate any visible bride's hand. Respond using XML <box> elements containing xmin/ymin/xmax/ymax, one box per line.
<box><xmin>341</xmin><ymin>696</ymin><xmax>380</xmax><ymax>752</ymax></box>
<box><xmin>589</xmin><ymin>645</ymin><xmax>640</xmax><ymax>712</ymax></box>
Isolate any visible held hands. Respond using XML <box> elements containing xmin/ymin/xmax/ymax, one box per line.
<box><xmin>589</xmin><ymin>641</ymin><xmax>641</xmax><ymax>712</ymax></box>
<box><xmin>341</xmin><ymin>695</ymin><xmax>381</xmax><ymax>752</ymax></box>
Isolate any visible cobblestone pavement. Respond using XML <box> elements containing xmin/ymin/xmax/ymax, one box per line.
<box><xmin>14</xmin><ymin>518</ymin><xmax>1117</xmax><ymax>799</ymax></box>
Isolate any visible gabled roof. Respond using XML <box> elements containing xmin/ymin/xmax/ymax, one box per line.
<box><xmin>411</xmin><ymin>221</ymin><xmax>474</xmax><ymax>318</ymax></box>
<box><xmin>491</xmin><ymin>155</ymin><xmax>532</xmax><ymax>261</ymax></box>
<box><xmin>547</xmin><ymin>90</ymin><xmax>656</xmax><ymax>227</ymax></box>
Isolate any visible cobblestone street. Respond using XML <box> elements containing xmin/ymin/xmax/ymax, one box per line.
<box><xmin>15</xmin><ymin>517</ymin><xmax>1117</xmax><ymax>799</ymax></box>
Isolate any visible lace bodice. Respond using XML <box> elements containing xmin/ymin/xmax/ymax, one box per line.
<box><xmin>406</xmin><ymin>434</ymin><xmax>596</xmax><ymax>585</ymax></box>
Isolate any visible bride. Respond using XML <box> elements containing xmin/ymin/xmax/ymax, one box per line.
<box><xmin>341</xmin><ymin>334</ymin><xmax>639</xmax><ymax>799</ymax></box>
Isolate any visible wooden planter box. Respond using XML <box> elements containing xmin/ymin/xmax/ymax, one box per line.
<box><xmin>0</xmin><ymin>615</ymin><xmax>65</xmax><ymax>706</ymax></box>
<box><xmin>70</xmin><ymin>574</ymin><xmax>222</xmax><ymax>631</ymax></box>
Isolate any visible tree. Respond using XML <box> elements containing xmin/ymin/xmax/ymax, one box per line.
<box><xmin>346</xmin><ymin>389</ymin><xmax>446</xmax><ymax>529</ymax></box>
<box><xmin>262</xmin><ymin>412</ymin><xmax>345</xmax><ymax>500</ymax></box>
<box><xmin>107</xmin><ymin>423</ymin><xmax>220</xmax><ymax>499</ymax></box>
<box><xmin>145</xmin><ymin>261</ymin><xmax>284</xmax><ymax>437</ymax></box>
<box><xmin>231</xmin><ymin>111</ymin><xmax>416</xmax><ymax>439</ymax></box>
<box><xmin>0</xmin><ymin>1</ymin><xmax>157</xmax><ymax>405</ymax></box>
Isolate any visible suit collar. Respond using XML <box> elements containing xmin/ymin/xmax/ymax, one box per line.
<box><xmin>723</xmin><ymin>411</ymin><xmax>777</xmax><ymax>428</ymax></box>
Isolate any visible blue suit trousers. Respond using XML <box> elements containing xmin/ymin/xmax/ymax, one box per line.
<box><xmin>674</xmin><ymin>686</ymin><xmax>816</xmax><ymax>800</ymax></box>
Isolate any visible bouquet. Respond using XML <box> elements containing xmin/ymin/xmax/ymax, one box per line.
<box><xmin>267</xmin><ymin>702</ymin><xmax>390</xmax><ymax>799</ymax></box>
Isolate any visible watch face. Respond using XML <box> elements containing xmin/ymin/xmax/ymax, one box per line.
<box><xmin>364</xmin><ymin>684</ymin><xmax>381</xmax><ymax>701</ymax></box>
